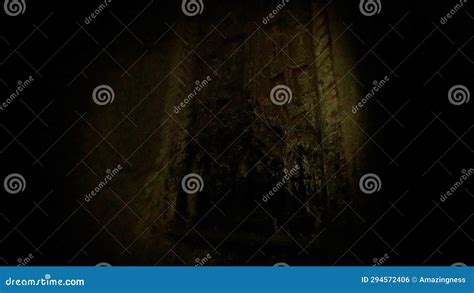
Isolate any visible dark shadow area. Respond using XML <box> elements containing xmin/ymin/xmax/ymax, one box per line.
<box><xmin>0</xmin><ymin>0</ymin><xmax>472</xmax><ymax>265</ymax></box>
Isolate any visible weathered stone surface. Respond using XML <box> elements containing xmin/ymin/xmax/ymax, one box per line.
<box><xmin>79</xmin><ymin>0</ymin><xmax>369</xmax><ymax>264</ymax></box>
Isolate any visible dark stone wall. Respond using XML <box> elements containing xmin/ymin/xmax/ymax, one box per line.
<box><xmin>77</xmin><ymin>0</ymin><xmax>371</xmax><ymax>264</ymax></box>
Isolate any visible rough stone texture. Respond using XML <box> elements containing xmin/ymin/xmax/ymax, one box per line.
<box><xmin>78</xmin><ymin>0</ymin><xmax>370</xmax><ymax>264</ymax></box>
